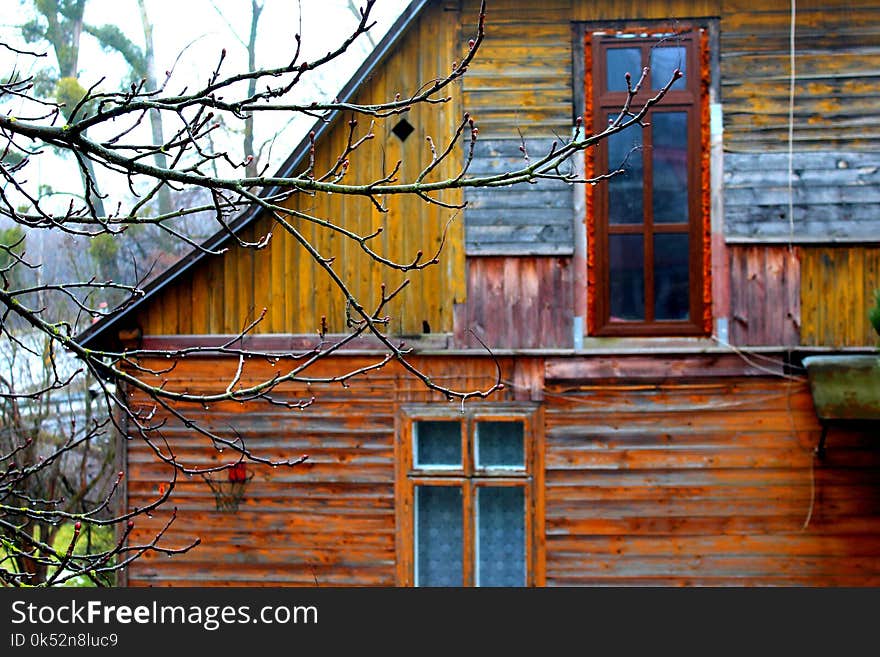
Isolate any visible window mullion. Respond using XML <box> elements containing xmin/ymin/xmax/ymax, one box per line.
<box><xmin>463</xmin><ymin>479</ymin><xmax>475</xmax><ymax>587</ymax></box>
<box><xmin>641</xmin><ymin>43</ymin><xmax>657</xmax><ymax>324</ymax></box>
<box><xmin>463</xmin><ymin>417</ymin><xmax>474</xmax><ymax>586</ymax></box>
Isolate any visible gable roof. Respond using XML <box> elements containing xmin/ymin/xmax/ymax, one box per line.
<box><xmin>78</xmin><ymin>0</ymin><xmax>431</xmax><ymax>350</ymax></box>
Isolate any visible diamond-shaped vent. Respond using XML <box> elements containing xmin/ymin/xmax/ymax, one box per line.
<box><xmin>392</xmin><ymin>118</ymin><xmax>415</xmax><ymax>142</ymax></box>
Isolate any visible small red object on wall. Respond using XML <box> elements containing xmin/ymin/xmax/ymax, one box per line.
<box><xmin>228</xmin><ymin>462</ymin><xmax>248</xmax><ymax>483</ymax></box>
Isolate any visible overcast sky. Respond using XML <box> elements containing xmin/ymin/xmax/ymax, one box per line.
<box><xmin>1</xmin><ymin>0</ymin><xmax>412</xmax><ymax>204</ymax></box>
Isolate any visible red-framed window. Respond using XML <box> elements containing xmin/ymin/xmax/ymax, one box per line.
<box><xmin>587</xmin><ymin>28</ymin><xmax>711</xmax><ymax>337</ymax></box>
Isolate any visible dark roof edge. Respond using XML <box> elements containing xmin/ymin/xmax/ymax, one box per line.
<box><xmin>78</xmin><ymin>0</ymin><xmax>432</xmax><ymax>349</ymax></box>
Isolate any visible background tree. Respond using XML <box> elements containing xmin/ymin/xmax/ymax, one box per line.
<box><xmin>0</xmin><ymin>0</ymin><xmax>679</xmax><ymax>585</ymax></box>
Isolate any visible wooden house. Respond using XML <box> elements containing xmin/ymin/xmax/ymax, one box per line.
<box><xmin>80</xmin><ymin>0</ymin><xmax>880</xmax><ymax>586</ymax></box>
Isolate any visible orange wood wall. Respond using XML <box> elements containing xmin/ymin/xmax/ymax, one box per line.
<box><xmin>123</xmin><ymin>354</ymin><xmax>528</xmax><ymax>586</ymax></box>
<box><xmin>125</xmin><ymin>354</ymin><xmax>880</xmax><ymax>586</ymax></box>
<box><xmin>544</xmin><ymin>377</ymin><xmax>880</xmax><ymax>585</ymax></box>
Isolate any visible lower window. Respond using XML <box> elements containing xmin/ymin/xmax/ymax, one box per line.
<box><xmin>397</xmin><ymin>406</ymin><xmax>540</xmax><ymax>587</ymax></box>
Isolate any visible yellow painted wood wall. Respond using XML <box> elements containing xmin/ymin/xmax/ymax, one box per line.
<box><xmin>800</xmin><ymin>246</ymin><xmax>880</xmax><ymax>347</ymax></box>
<box><xmin>136</xmin><ymin>1</ymin><xmax>465</xmax><ymax>336</ymax></box>
<box><xmin>462</xmin><ymin>0</ymin><xmax>880</xmax><ymax>150</ymax></box>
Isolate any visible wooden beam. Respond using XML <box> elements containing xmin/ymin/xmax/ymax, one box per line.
<box><xmin>545</xmin><ymin>353</ymin><xmax>782</xmax><ymax>380</ymax></box>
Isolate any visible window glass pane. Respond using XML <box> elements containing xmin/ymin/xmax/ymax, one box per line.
<box><xmin>477</xmin><ymin>487</ymin><xmax>525</xmax><ymax>587</ymax></box>
<box><xmin>652</xmin><ymin>112</ymin><xmax>689</xmax><ymax>223</ymax></box>
<box><xmin>610</xmin><ymin>234</ymin><xmax>645</xmax><ymax>321</ymax></box>
<box><xmin>416</xmin><ymin>486</ymin><xmax>462</xmax><ymax>586</ymax></box>
<box><xmin>607</xmin><ymin>117</ymin><xmax>644</xmax><ymax>225</ymax></box>
<box><xmin>606</xmin><ymin>47</ymin><xmax>641</xmax><ymax>91</ymax></box>
<box><xmin>414</xmin><ymin>421</ymin><xmax>460</xmax><ymax>468</ymax></box>
<box><xmin>476</xmin><ymin>422</ymin><xmax>524</xmax><ymax>469</ymax></box>
<box><xmin>654</xmin><ymin>233</ymin><xmax>690</xmax><ymax>321</ymax></box>
<box><xmin>651</xmin><ymin>46</ymin><xmax>686</xmax><ymax>90</ymax></box>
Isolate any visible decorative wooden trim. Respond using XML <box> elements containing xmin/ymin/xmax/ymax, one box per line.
<box><xmin>584</xmin><ymin>28</ymin><xmax>597</xmax><ymax>335</ymax></box>
<box><xmin>394</xmin><ymin>411</ymin><xmax>413</xmax><ymax>586</ymax></box>
<box><xmin>700</xmin><ymin>29</ymin><xmax>713</xmax><ymax>335</ymax></box>
<box><xmin>464</xmin><ymin>245</ymin><xmax>575</xmax><ymax>257</ymax></box>
<box><xmin>531</xmin><ymin>404</ymin><xmax>546</xmax><ymax>587</ymax></box>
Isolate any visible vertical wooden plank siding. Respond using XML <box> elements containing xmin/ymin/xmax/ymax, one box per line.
<box><xmin>800</xmin><ymin>246</ymin><xmax>880</xmax><ymax>347</ymax></box>
<box><xmin>129</xmin><ymin>0</ymin><xmax>880</xmax><ymax>341</ymax></box>
<box><xmin>457</xmin><ymin>256</ymin><xmax>574</xmax><ymax>349</ymax></box>
<box><xmin>133</xmin><ymin>2</ymin><xmax>464</xmax><ymax>337</ymax></box>
<box><xmin>544</xmin><ymin>378</ymin><xmax>880</xmax><ymax>585</ymax></box>
<box><xmin>727</xmin><ymin>245</ymin><xmax>800</xmax><ymax>346</ymax></box>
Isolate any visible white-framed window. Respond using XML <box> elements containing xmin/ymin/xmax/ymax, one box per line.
<box><xmin>397</xmin><ymin>405</ymin><xmax>542</xmax><ymax>587</ymax></box>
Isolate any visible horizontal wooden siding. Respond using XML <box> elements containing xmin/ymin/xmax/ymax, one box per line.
<box><xmin>544</xmin><ymin>377</ymin><xmax>880</xmax><ymax>585</ymax></box>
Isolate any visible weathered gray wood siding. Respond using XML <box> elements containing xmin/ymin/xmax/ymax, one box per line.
<box><xmin>460</xmin><ymin>1</ymin><xmax>880</xmax><ymax>247</ymax></box>
<box><xmin>724</xmin><ymin>152</ymin><xmax>880</xmax><ymax>242</ymax></box>
<box><xmin>460</xmin><ymin>1</ymin><xmax>575</xmax><ymax>255</ymax></box>
<box><xmin>464</xmin><ymin>139</ymin><xmax>575</xmax><ymax>255</ymax></box>
<box><xmin>720</xmin><ymin>2</ymin><xmax>880</xmax><ymax>242</ymax></box>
